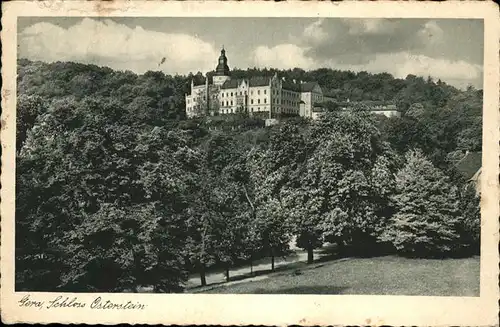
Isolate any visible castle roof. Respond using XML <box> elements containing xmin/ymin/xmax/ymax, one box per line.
<box><xmin>249</xmin><ymin>76</ymin><xmax>272</xmax><ymax>87</ymax></box>
<box><xmin>217</xmin><ymin>76</ymin><xmax>323</xmax><ymax>94</ymax></box>
<box><xmin>215</xmin><ymin>48</ymin><xmax>230</xmax><ymax>76</ymax></box>
<box><xmin>220</xmin><ymin>76</ymin><xmax>273</xmax><ymax>89</ymax></box>
<box><xmin>220</xmin><ymin>79</ymin><xmax>239</xmax><ymax>89</ymax></box>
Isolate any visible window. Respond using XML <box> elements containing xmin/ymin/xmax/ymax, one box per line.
<box><xmin>264</xmin><ymin>98</ymin><xmax>267</xmax><ymax>104</ymax></box>
<box><xmin>231</xmin><ymin>100</ymin><xmax>233</xmax><ymax>106</ymax></box>
<box><xmin>264</xmin><ymin>89</ymin><xmax>267</xmax><ymax>94</ymax></box>
<box><xmin>231</xmin><ymin>92</ymin><xmax>233</xmax><ymax>96</ymax></box>
<box><xmin>251</xmin><ymin>99</ymin><xmax>254</xmax><ymax>104</ymax></box>
<box><xmin>240</xmin><ymin>91</ymin><xmax>242</xmax><ymax>95</ymax></box>
<box><xmin>251</xmin><ymin>90</ymin><xmax>253</xmax><ymax>95</ymax></box>
<box><xmin>258</xmin><ymin>99</ymin><xmax>260</xmax><ymax>104</ymax></box>
<box><xmin>245</xmin><ymin>91</ymin><xmax>247</xmax><ymax>95</ymax></box>
<box><xmin>258</xmin><ymin>90</ymin><xmax>260</xmax><ymax>95</ymax></box>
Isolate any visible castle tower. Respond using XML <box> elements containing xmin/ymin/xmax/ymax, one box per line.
<box><xmin>213</xmin><ymin>46</ymin><xmax>231</xmax><ymax>86</ymax></box>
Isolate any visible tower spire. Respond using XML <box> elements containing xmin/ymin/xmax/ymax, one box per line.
<box><xmin>215</xmin><ymin>46</ymin><xmax>230</xmax><ymax>76</ymax></box>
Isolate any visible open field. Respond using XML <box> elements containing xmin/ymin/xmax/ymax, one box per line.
<box><xmin>193</xmin><ymin>255</ymin><xmax>480</xmax><ymax>296</ymax></box>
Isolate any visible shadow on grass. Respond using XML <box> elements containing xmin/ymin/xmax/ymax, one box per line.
<box><xmin>189</xmin><ymin>262</ymin><xmax>309</xmax><ymax>292</ymax></box>
<box><xmin>251</xmin><ymin>285</ymin><xmax>350</xmax><ymax>295</ymax></box>
<box><xmin>190</xmin><ymin>244</ymin><xmax>399</xmax><ymax>292</ymax></box>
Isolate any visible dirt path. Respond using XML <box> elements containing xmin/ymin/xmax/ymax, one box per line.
<box><xmin>186</xmin><ymin>247</ymin><xmax>330</xmax><ymax>289</ymax></box>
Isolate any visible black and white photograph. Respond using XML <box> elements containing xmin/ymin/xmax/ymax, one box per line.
<box><xmin>1</xmin><ymin>1</ymin><xmax>499</xmax><ymax>326</ymax></box>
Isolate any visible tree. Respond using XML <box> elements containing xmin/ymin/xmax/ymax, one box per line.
<box><xmin>16</xmin><ymin>97</ymin><xmax>198</xmax><ymax>292</ymax></box>
<box><xmin>186</xmin><ymin>133</ymin><xmax>256</xmax><ymax>284</ymax></box>
<box><xmin>381</xmin><ymin>150</ymin><xmax>464</xmax><ymax>257</ymax></box>
<box><xmin>282</xmin><ymin>184</ymin><xmax>323</xmax><ymax>264</ymax></box>
<box><xmin>253</xmin><ymin>170</ymin><xmax>293</xmax><ymax>269</ymax></box>
<box><xmin>305</xmin><ymin>111</ymin><xmax>394</xmax><ymax>255</ymax></box>
<box><xmin>247</xmin><ymin>124</ymin><xmax>304</xmax><ymax>267</ymax></box>
<box><xmin>456</xmin><ymin>184</ymin><xmax>480</xmax><ymax>255</ymax></box>
<box><xmin>16</xmin><ymin>94</ymin><xmax>46</xmax><ymax>151</ymax></box>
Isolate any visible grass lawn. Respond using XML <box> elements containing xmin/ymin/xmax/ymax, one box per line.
<box><xmin>199</xmin><ymin>255</ymin><xmax>480</xmax><ymax>296</ymax></box>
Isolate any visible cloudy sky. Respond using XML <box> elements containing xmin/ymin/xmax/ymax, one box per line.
<box><xmin>18</xmin><ymin>17</ymin><xmax>483</xmax><ymax>89</ymax></box>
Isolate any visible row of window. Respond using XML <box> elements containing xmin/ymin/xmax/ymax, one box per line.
<box><xmin>220</xmin><ymin>88</ymin><xmax>302</xmax><ymax>98</ymax></box>
<box><xmin>219</xmin><ymin>106</ymin><xmax>298</xmax><ymax>115</ymax></box>
<box><xmin>282</xmin><ymin>90</ymin><xmax>300</xmax><ymax>99</ymax></box>
<box><xmin>282</xmin><ymin>99</ymin><xmax>299</xmax><ymax>106</ymax></box>
<box><xmin>220</xmin><ymin>98</ymin><xmax>302</xmax><ymax>107</ymax></box>
<box><xmin>186</xmin><ymin>105</ymin><xmax>200</xmax><ymax>112</ymax></box>
<box><xmin>250</xmin><ymin>98</ymin><xmax>267</xmax><ymax>105</ymax></box>
<box><xmin>188</xmin><ymin>92</ymin><xmax>303</xmax><ymax>107</ymax></box>
<box><xmin>221</xmin><ymin>89</ymin><xmax>268</xmax><ymax>97</ymax></box>
<box><xmin>190</xmin><ymin>99</ymin><xmax>301</xmax><ymax>109</ymax></box>
<box><xmin>220</xmin><ymin>98</ymin><xmax>303</xmax><ymax>108</ymax></box>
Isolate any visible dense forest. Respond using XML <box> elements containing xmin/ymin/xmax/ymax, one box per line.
<box><xmin>16</xmin><ymin>59</ymin><xmax>482</xmax><ymax>292</ymax></box>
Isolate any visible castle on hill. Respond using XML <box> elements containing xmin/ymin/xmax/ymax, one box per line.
<box><xmin>185</xmin><ymin>47</ymin><xmax>400</xmax><ymax>120</ymax></box>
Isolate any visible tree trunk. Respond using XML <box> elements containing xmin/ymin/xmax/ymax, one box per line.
<box><xmin>225</xmin><ymin>265</ymin><xmax>230</xmax><ymax>282</ymax></box>
<box><xmin>271</xmin><ymin>248</ymin><xmax>275</xmax><ymax>271</ymax></box>
<box><xmin>250</xmin><ymin>256</ymin><xmax>253</xmax><ymax>275</ymax></box>
<box><xmin>200</xmin><ymin>263</ymin><xmax>207</xmax><ymax>287</ymax></box>
<box><xmin>307</xmin><ymin>245</ymin><xmax>314</xmax><ymax>264</ymax></box>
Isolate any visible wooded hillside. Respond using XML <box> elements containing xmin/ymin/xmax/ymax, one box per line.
<box><xmin>16</xmin><ymin>59</ymin><xmax>482</xmax><ymax>292</ymax></box>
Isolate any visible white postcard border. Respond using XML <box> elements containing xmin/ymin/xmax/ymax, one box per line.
<box><xmin>1</xmin><ymin>1</ymin><xmax>498</xmax><ymax>325</ymax></box>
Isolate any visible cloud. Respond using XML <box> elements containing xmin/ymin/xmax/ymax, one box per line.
<box><xmin>334</xmin><ymin>52</ymin><xmax>482</xmax><ymax>87</ymax></box>
<box><xmin>417</xmin><ymin>21</ymin><xmax>445</xmax><ymax>46</ymax></box>
<box><xmin>301</xmin><ymin>18</ymin><xmax>433</xmax><ymax>64</ymax></box>
<box><xmin>250</xmin><ymin>41</ymin><xmax>482</xmax><ymax>89</ymax></box>
<box><xmin>250</xmin><ymin>18</ymin><xmax>482</xmax><ymax>89</ymax></box>
<box><xmin>302</xmin><ymin>18</ymin><xmax>328</xmax><ymax>44</ymax></box>
<box><xmin>19</xmin><ymin>17</ymin><xmax>483</xmax><ymax>89</ymax></box>
<box><xmin>342</xmin><ymin>18</ymin><xmax>397</xmax><ymax>35</ymax></box>
<box><xmin>251</xmin><ymin>44</ymin><xmax>315</xmax><ymax>70</ymax></box>
<box><xmin>19</xmin><ymin>18</ymin><xmax>218</xmax><ymax>74</ymax></box>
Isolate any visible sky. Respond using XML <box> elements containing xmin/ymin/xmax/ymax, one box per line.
<box><xmin>18</xmin><ymin>17</ymin><xmax>484</xmax><ymax>89</ymax></box>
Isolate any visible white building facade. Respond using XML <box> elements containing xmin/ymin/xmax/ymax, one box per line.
<box><xmin>185</xmin><ymin>48</ymin><xmax>400</xmax><ymax>120</ymax></box>
<box><xmin>185</xmin><ymin>48</ymin><xmax>328</xmax><ymax>119</ymax></box>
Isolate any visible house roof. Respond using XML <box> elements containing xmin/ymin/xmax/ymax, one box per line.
<box><xmin>470</xmin><ymin>167</ymin><xmax>482</xmax><ymax>183</ymax></box>
<box><xmin>281</xmin><ymin>79</ymin><xmax>301</xmax><ymax>92</ymax></box>
<box><xmin>300</xmin><ymin>82</ymin><xmax>319</xmax><ymax>92</ymax></box>
<box><xmin>331</xmin><ymin>100</ymin><xmax>399</xmax><ymax>112</ymax></box>
<box><xmin>455</xmin><ymin>151</ymin><xmax>482</xmax><ymax>180</ymax></box>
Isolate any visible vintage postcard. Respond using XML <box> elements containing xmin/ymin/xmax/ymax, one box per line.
<box><xmin>1</xmin><ymin>0</ymin><xmax>499</xmax><ymax>325</ymax></box>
